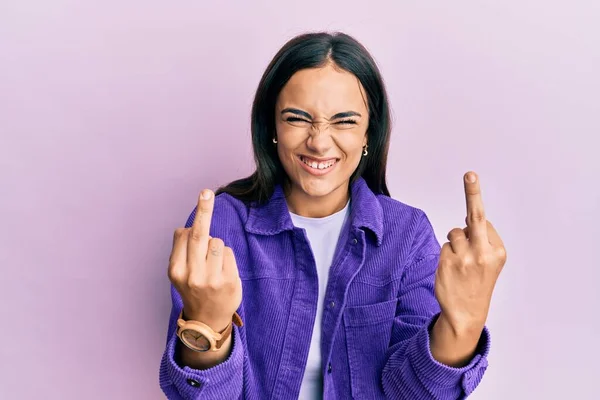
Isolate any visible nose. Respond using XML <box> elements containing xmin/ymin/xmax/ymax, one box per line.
<box><xmin>306</xmin><ymin>123</ymin><xmax>332</xmax><ymax>154</ymax></box>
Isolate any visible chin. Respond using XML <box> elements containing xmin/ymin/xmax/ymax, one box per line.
<box><xmin>298</xmin><ymin>177</ymin><xmax>342</xmax><ymax>198</ymax></box>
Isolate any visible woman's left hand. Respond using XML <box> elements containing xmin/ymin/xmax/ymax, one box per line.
<box><xmin>434</xmin><ymin>171</ymin><xmax>507</xmax><ymax>335</ymax></box>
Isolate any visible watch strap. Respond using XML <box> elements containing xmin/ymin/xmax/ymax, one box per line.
<box><xmin>215</xmin><ymin>312</ymin><xmax>243</xmax><ymax>349</ymax></box>
<box><xmin>177</xmin><ymin>311</ymin><xmax>244</xmax><ymax>351</ymax></box>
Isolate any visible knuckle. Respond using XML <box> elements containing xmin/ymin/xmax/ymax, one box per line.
<box><xmin>172</xmin><ymin>228</ymin><xmax>187</xmax><ymax>243</ymax></box>
<box><xmin>469</xmin><ymin>212</ymin><xmax>486</xmax><ymax>223</ymax></box>
<box><xmin>197</xmin><ymin>206</ymin><xmax>213</xmax><ymax>218</ymax></box>
<box><xmin>461</xmin><ymin>253</ymin><xmax>475</xmax><ymax>267</ymax></box>
<box><xmin>210</xmin><ymin>237</ymin><xmax>224</xmax><ymax>247</ymax></box>
<box><xmin>209</xmin><ymin>238</ymin><xmax>225</xmax><ymax>253</ymax></box>
<box><xmin>196</xmin><ymin>210</ymin><xmax>207</xmax><ymax>222</ymax></box>
<box><xmin>227</xmin><ymin>280</ymin><xmax>240</xmax><ymax>294</ymax></box>
<box><xmin>447</xmin><ymin>228</ymin><xmax>464</xmax><ymax>240</ymax></box>
<box><xmin>496</xmin><ymin>246</ymin><xmax>508</xmax><ymax>262</ymax></box>
<box><xmin>440</xmin><ymin>242</ymin><xmax>453</xmax><ymax>255</ymax></box>
<box><xmin>189</xmin><ymin>228</ymin><xmax>203</xmax><ymax>241</ymax></box>
<box><xmin>186</xmin><ymin>276</ymin><xmax>204</xmax><ymax>291</ymax></box>
<box><xmin>222</xmin><ymin>277</ymin><xmax>236</xmax><ymax>290</ymax></box>
<box><xmin>206</xmin><ymin>279</ymin><xmax>222</xmax><ymax>291</ymax></box>
<box><xmin>167</xmin><ymin>265</ymin><xmax>185</xmax><ymax>283</ymax></box>
<box><xmin>475</xmin><ymin>253</ymin><xmax>489</xmax><ymax>266</ymax></box>
<box><xmin>167</xmin><ymin>267</ymin><xmax>176</xmax><ymax>282</ymax></box>
<box><xmin>196</xmin><ymin>205</ymin><xmax>212</xmax><ymax>223</ymax></box>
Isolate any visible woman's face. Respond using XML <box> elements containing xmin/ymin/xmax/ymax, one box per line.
<box><xmin>275</xmin><ymin>63</ymin><xmax>369</xmax><ymax>201</ymax></box>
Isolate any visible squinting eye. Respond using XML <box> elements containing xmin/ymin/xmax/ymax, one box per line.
<box><xmin>286</xmin><ymin>117</ymin><xmax>310</xmax><ymax>123</ymax></box>
<box><xmin>335</xmin><ymin>119</ymin><xmax>357</xmax><ymax>125</ymax></box>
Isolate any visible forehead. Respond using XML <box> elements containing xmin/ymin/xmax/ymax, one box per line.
<box><xmin>277</xmin><ymin>64</ymin><xmax>368</xmax><ymax>115</ymax></box>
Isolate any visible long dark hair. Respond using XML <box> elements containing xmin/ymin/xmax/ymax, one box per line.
<box><xmin>216</xmin><ymin>32</ymin><xmax>392</xmax><ymax>204</ymax></box>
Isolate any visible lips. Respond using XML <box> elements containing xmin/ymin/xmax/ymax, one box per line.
<box><xmin>299</xmin><ymin>155</ymin><xmax>338</xmax><ymax>170</ymax></box>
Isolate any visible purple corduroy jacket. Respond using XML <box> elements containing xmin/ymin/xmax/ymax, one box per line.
<box><xmin>159</xmin><ymin>177</ymin><xmax>490</xmax><ymax>399</ymax></box>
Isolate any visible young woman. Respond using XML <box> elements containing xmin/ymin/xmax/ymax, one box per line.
<box><xmin>159</xmin><ymin>32</ymin><xmax>506</xmax><ymax>399</ymax></box>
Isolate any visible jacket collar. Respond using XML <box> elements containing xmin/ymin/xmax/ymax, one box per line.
<box><xmin>245</xmin><ymin>177</ymin><xmax>384</xmax><ymax>246</ymax></box>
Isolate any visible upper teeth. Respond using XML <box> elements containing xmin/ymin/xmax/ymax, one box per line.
<box><xmin>302</xmin><ymin>157</ymin><xmax>335</xmax><ymax>169</ymax></box>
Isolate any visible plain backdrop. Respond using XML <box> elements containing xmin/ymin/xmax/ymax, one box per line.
<box><xmin>1</xmin><ymin>1</ymin><xmax>599</xmax><ymax>399</ymax></box>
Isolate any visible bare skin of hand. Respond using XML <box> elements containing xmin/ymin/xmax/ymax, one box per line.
<box><xmin>430</xmin><ymin>171</ymin><xmax>507</xmax><ymax>367</ymax></box>
<box><xmin>168</xmin><ymin>189</ymin><xmax>243</xmax><ymax>369</ymax></box>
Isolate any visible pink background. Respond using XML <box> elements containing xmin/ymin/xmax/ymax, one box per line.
<box><xmin>1</xmin><ymin>1</ymin><xmax>599</xmax><ymax>399</ymax></box>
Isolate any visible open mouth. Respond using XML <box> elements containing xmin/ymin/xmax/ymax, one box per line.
<box><xmin>299</xmin><ymin>155</ymin><xmax>339</xmax><ymax>171</ymax></box>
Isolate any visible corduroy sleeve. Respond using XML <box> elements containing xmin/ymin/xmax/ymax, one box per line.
<box><xmin>159</xmin><ymin>200</ymin><xmax>245</xmax><ymax>399</ymax></box>
<box><xmin>159</xmin><ymin>284</ymin><xmax>244</xmax><ymax>399</ymax></box>
<box><xmin>381</xmin><ymin>212</ymin><xmax>491</xmax><ymax>399</ymax></box>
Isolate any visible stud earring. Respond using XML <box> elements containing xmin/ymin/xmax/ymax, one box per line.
<box><xmin>363</xmin><ymin>144</ymin><xmax>368</xmax><ymax>156</ymax></box>
<box><xmin>273</xmin><ymin>138</ymin><xmax>278</xmax><ymax>144</ymax></box>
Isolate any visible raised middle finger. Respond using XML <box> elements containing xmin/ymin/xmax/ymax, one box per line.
<box><xmin>463</xmin><ymin>171</ymin><xmax>489</xmax><ymax>246</ymax></box>
<box><xmin>187</xmin><ymin>189</ymin><xmax>215</xmax><ymax>263</ymax></box>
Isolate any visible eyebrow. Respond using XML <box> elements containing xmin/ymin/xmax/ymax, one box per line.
<box><xmin>281</xmin><ymin>108</ymin><xmax>362</xmax><ymax>120</ymax></box>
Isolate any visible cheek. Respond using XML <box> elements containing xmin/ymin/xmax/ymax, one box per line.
<box><xmin>337</xmin><ymin>135</ymin><xmax>366</xmax><ymax>163</ymax></box>
<box><xmin>276</xmin><ymin>126</ymin><xmax>308</xmax><ymax>159</ymax></box>
<box><xmin>344</xmin><ymin>149</ymin><xmax>363</xmax><ymax>170</ymax></box>
<box><xmin>276</xmin><ymin>138</ymin><xmax>300</xmax><ymax>166</ymax></box>
<box><xmin>276</xmin><ymin>145</ymin><xmax>288</xmax><ymax>165</ymax></box>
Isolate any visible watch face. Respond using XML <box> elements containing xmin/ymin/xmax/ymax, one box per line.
<box><xmin>181</xmin><ymin>329</ymin><xmax>211</xmax><ymax>351</ymax></box>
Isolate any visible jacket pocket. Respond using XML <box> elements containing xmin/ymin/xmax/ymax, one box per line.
<box><xmin>343</xmin><ymin>299</ymin><xmax>397</xmax><ymax>399</ymax></box>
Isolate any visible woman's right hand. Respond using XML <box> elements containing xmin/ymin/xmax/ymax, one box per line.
<box><xmin>168</xmin><ymin>189</ymin><xmax>242</xmax><ymax>333</ymax></box>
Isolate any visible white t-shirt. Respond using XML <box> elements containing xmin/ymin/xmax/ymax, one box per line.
<box><xmin>290</xmin><ymin>201</ymin><xmax>350</xmax><ymax>400</ymax></box>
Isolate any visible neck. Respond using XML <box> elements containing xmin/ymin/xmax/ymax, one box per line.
<box><xmin>284</xmin><ymin>181</ymin><xmax>350</xmax><ymax>218</ymax></box>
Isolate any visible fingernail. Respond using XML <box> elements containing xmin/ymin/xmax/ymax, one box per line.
<box><xmin>466</xmin><ymin>173</ymin><xmax>477</xmax><ymax>183</ymax></box>
<box><xmin>201</xmin><ymin>190</ymin><xmax>213</xmax><ymax>200</ymax></box>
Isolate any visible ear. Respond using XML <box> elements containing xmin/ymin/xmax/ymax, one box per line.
<box><xmin>362</xmin><ymin>134</ymin><xmax>368</xmax><ymax>147</ymax></box>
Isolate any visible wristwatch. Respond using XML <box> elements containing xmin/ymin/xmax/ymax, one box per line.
<box><xmin>176</xmin><ymin>311</ymin><xmax>243</xmax><ymax>352</ymax></box>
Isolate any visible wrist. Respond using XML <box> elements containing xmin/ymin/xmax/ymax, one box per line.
<box><xmin>437</xmin><ymin>312</ymin><xmax>485</xmax><ymax>339</ymax></box>
<box><xmin>430</xmin><ymin>313</ymin><xmax>484</xmax><ymax>367</ymax></box>
<box><xmin>178</xmin><ymin>330</ymin><xmax>234</xmax><ymax>370</ymax></box>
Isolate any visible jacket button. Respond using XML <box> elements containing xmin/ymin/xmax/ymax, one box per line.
<box><xmin>186</xmin><ymin>378</ymin><xmax>201</xmax><ymax>388</ymax></box>
<box><xmin>327</xmin><ymin>363</ymin><xmax>332</xmax><ymax>373</ymax></box>
<box><xmin>329</xmin><ymin>301</ymin><xmax>335</xmax><ymax>308</ymax></box>
<box><xmin>352</xmin><ymin>238</ymin><xmax>358</xmax><ymax>244</ymax></box>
